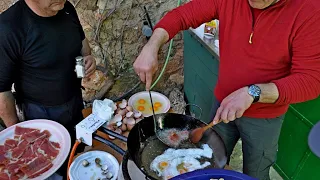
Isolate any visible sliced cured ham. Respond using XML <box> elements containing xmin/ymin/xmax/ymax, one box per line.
<box><xmin>21</xmin><ymin>129</ymin><xmax>52</xmax><ymax>143</ymax></box>
<box><xmin>20</xmin><ymin>156</ymin><xmax>53</xmax><ymax>178</ymax></box>
<box><xmin>0</xmin><ymin>172</ymin><xmax>9</xmax><ymax>180</ymax></box>
<box><xmin>1</xmin><ymin>126</ymin><xmax>61</xmax><ymax>179</ymax></box>
<box><xmin>0</xmin><ymin>154</ymin><xmax>8</xmax><ymax>166</ymax></box>
<box><xmin>0</xmin><ymin>146</ymin><xmax>4</xmax><ymax>153</ymax></box>
<box><xmin>6</xmin><ymin>160</ymin><xmax>23</xmax><ymax>175</ymax></box>
<box><xmin>51</xmin><ymin>141</ymin><xmax>60</xmax><ymax>149</ymax></box>
<box><xmin>11</xmin><ymin>140</ymin><xmax>29</xmax><ymax>159</ymax></box>
<box><xmin>20</xmin><ymin>130</ymin><xmax>41</xmax><ymax>143</ymax></box>
<box><xmin>4</xmin><ymin>139</ymin><xmax>18</xmax><ymax>150</ymax></box>
<box><xmin>38</xmin><ymin>139</ymin><xmax>59</xmax><ymax>159</ymax></box>
<box><xmin>14</xmin><ymin>126</ymin><xmax>38</xmax><ymax>136</ymax></box>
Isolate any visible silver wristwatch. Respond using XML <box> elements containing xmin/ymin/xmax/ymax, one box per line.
<box><xmin>248</xmin><ymin>84</ymin><xmax>261</xmax><ymax>103</ymax></box>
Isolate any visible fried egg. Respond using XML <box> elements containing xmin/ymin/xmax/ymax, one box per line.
<box><xmin>150</xmin><ymin>144</ymin><xmax>213</xmax><ymax>180</ymax></box>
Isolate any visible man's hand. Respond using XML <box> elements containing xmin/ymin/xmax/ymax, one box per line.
<box><xmin>133</xmin><ymin>46</ymin><xmax>159</xmax><ymax>90</ymax></box>
<box><xmin>213</xmin><ymin>87</ymin><xmax>254</xmax><ymax>124</ymax></box>
<box><xmin>0</xmin><ymin>91</ymin><xmax>19</xmax><ymax>127</ymax></box>
<box><xmin>84</xmin><ymin>55</ymin><xmax>96</xmax><ymax>77</ymax></box>
<box><xmin>133</xmin><ymin>28</ymin><xmax>169</xmax><ymax>90</ymax></box>
<box><xmin>5</xmin><ymin>120</ymin><xmax>17</xmax><ymax>127</ymax></box>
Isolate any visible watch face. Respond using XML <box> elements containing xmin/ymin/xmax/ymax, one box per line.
<box><xmin>249</xmin><ymin>85</ymin><xmax>261</xmax><ymax>97</ymax></box>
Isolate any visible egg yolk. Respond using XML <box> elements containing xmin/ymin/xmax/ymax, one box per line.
<box><xmin>159</xmin><ymin>161</ymin><xmax>169</xmax><ymax>170</ymax></box>
<box><xmin>138</xmin><ymin>106</ymin><xmax>145</xmax><ymax>111</ymax></box>
<box><xmin>138</xmin><ymin>99</ymin><xmax>146</xmax><ymax>104</ymax></box>
<box><xmin>169</xmin><ymin>132</ymin><xmax>179</xmax><ymax>142</ymax></box>
<box><xmin>150</xmin><ymin>107</ymin><xmax>159</xmax><ymax>111</ymax></box>
<box><xmin>154</xmin><ymin>102</ymin><xmax>162</xmax><ymax>108</ymax></box>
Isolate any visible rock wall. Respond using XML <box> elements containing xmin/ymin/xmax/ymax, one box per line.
<box><xmin>72</xmin><ymin>0</ymin><xmax>186</xmax><ymax>103</ymax></box>
<box><xmin>0</xmin><ymin>0</ymin><xmax>16</xmax><ymax>12</ymax></box>
<box><xmin>1</xmin><ymin>0</ymin><xmax>186</xmax><ymax>105</ymax></box>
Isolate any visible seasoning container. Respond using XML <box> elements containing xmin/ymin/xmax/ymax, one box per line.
<box><xmin>204</xmin><ymin>20</ymin><xmax>218</xmax><ymax>39</ymax></box>
<box><xmin>75</xmin><ymin>56</ymin><xmax>85</xmax><ymax>78</ymax></box>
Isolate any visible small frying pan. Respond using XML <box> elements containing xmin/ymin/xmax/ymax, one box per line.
<box><xmin>97</xmin><ymin>113</ymin><xmax>228</xmax><ymax>180</ymax></box>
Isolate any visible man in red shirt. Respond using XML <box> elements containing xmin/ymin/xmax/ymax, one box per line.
<box><xmin>133</xmin><ymin>0</ymin><xmax>320</xmax><ymax>179</ymax></box>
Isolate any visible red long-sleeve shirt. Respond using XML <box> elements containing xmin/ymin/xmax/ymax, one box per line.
<box><xmin>155</xmin><ymin>0</ymin><xmax>320</xmax><ymax>118</ymax></box>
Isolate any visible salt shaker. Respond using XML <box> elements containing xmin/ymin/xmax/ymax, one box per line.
<box><xmin>75</xmin><ymin>56</ymin><xmax>85</xmax><ymax>78</ymax></box>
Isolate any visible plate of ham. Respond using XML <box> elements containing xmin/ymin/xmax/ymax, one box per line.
<box><xmin>0</xmin><ymin>119</ymin><xmax>71</xmax><ymax>180</ymax></box>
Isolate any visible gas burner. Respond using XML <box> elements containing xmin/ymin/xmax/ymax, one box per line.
<box><xmin>118</xmin><ymin>152</ymin><xmax>153</xmax><ymax>180</ymax></box>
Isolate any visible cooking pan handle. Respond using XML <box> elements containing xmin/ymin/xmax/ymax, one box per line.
<box><xmin>184</xmin><ymin>104</ymin><xmax>202</xmax><ymax>119</ymax></box>
<box><xmin>99</xmin><ymin>127</ymin><xmax>128</xmax><ymax>142</ymax></box>
<box><xmin>93</xmin><ymin>134</ymin><xmax>126</xmax><ymax>156</ymax></box>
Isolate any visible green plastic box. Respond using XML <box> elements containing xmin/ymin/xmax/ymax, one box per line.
<box><xmin>274</xmin><ymin>98</ymin><xmax>320</xmax><ymax>180</ymax></box>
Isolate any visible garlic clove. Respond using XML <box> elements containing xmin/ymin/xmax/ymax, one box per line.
<box><xmin>127</xmin><ymin>118</ymin><xmax>135</xmax><ymax>125</ymax></box>
<box><xmin>106</xmin><ymin>172</ymin><xmax>113</xmax><ymax>179</ymax></box>
<box><xmin>106</xmin><ymin>124</ymin><xmax>115</xmax><ymax>131</ymax></box>
<box><xmin>126</xmin><ymin>118</ymin><xmax>135</xmax><ymax>131</ymax></box>
<box><xmin>119</xmin><ymin>99</ymin><xmax>127</xmax><ymax>109</ymax></box>
<box><xmin>126</xmin><ymin>106</ymin><xmax>133</xmax><ymax>112</ymax></box>
<box><xmin>82</xmin><ymin>160</ymin><xmax>90</xmax><ymax>167</ymax></box>
<box><xmin>122</xmin><ymin>117</ymin><xmax>128</xmax><ymax>124</ymax></box>
<box><xmin>123</xmin><ymin>131</ymin><xmax>130</xmax><ymax>137</ymax></box>
<box><xmin>101</xmin><ymin>164</ymin><xmax>108</xmax><ymax>171</ymax></box>
<box><xmin>118</xmin><ymin>109</ymin><xmax>127</xmax><ymax>116</ymax></box>
<box><xmin>127</xmin><ymin>124</ymin><xmax>134</xmax><ymax>131</ymax></box>
<box><xmin>112</xmin><ymin>103</ymin><xmax>117</xmax><ymax>111</ymax></box>
<box><xmin>108</xmin><ymin>135</ymin><xmax>115</xmax><ymax>140</ymax></box>
<box><xmin>115</xmin><ymin>128</ymin><xmax>122</xmax><ymax>135</ymax></box>
<box><xmin>113</xmin><ymin>114</ymin><xmax>122</xmax><ymax>122</ymax></box>
<box><xmin>126</xmin><ymin>111</ymin><xmax>134</xmax><ymax>118</ymax></box>
<box><xmin>135</xmin><ymin>118</ymin><xmax>143</xmax><ymax>124</ymax></box>
<box><xmin>134</xmin><ymin>112</ymin><xmax>142</xmax><ymax>119</ymax></box>
<box><xmin>116</xmin><ymin>121</ymin><xmax>122</xmax><ymax>127</ymax></box>
<box><xmin>118</xmin><ymin>103</ymin><xmax>126</xmax><ymax>109</ymax></box>
<box><xmin>121</xmin><ymin>123</ymin><xmax>127</xmax><ymax>131</ymax></box>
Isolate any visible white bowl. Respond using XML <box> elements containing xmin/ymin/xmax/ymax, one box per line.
<box><xmin>69</xmin><ymin>151</ymin><xmax>119</xmax><ymax>180</ymax></box>
<box><xmin>128</xmin><ymin>91</ymin><xmax>171</xmax><ymax>117</ymax></box>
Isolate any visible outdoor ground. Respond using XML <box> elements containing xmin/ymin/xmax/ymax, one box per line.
<box><xmin>230</xmin><ymin>140</ymin><xmax>283</xmax><ymax>180</ymax></box>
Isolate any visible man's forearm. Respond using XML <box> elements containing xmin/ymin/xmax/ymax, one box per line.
<box><xmin>146</xmin><ymin>28</ymin><xmax>169</xmax><ymax>52</ymax></box>
<box><xmin>81</xmin><ymin>38</ymin><xmax>91</xmax><ymax>56</ymax></box>
<box><xmin>0</xmin><ymin>91</ymin><xmax>18</xmax><ymax>127</ymax></box>
<box><xmin>256</xmin><ymin>83</ymin><xmax>279</xmax><ymax>103</ymax></box>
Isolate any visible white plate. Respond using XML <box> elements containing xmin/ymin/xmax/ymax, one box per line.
<box><xmin>69</xmin><ymin>151</ymin><xmax>119</xmax><ymax>180</ymax></box>
<box><xmin>0</xmin><ymin>119</ymin><xmax>71</xmax><ymax>180</ymax></box>
<box><xmin>128</xmin><ymin>91</ymin><xmax>171</xmax><ymax>117</ymax></box>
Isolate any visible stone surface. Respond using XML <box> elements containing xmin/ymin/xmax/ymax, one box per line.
<box><xmin>82</xmin><ymin>70</ymin><xmax>108</xmax><ymax>91</ymax></box>
<box><xmin>169</xmin><ymin>73</ymin><xmax>184</xmax><ymax>86</ymax></box>
<box><xmin>168</xmin><ymin>88</ymin><xmax>186</xmax><ymax>114</ymax></box>
<box><xmin>0</xmin><ymin>0</ymin><xmax>16</xmax><ymax>13</ymax></box>
<box><xmin>82</xmin><ymin>70</ymin><xmax>115</xmax><ymax>102</ymax></box>
<box><xmin>105</xmin><ymin>71</ymin><xmax>143</xmax><ymax>101</ymax></box>
<box><xmin>82</xmin><ymin>89</ymin><xmax>96</xmax><ymax>102</ymax></box>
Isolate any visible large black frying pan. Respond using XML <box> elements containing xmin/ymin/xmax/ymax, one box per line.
<box><xmin>96</xmin><ymin>113</ymin><xmax>228</xmax><ymax>180</ymax></box>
